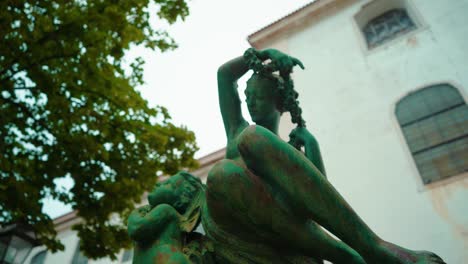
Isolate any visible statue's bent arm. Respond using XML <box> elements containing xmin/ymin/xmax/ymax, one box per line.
<box><xmin>290</xmin><ymin>127</ymin><xmax>327</xmax><ymax>177</ymax></box>
<box><xmin>127</xmin><ymin>204</ymin><xmax>176</xmax><ymax>243</ymax></box>
<box><xmin>302</xmin><ymin>129</ymin><xmax>326</xmax><ymax>177</ymax></box>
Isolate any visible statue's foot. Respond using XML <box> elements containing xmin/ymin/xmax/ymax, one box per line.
<box><xmin>369</xmin><ymin>241</ymin><xmax>446</xmax><ymax>264</ymax></box>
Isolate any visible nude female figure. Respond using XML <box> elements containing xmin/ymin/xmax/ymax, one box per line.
<box><xmin>203</xmin><ymin>48</ymin><xmax>445</xmax><ymax>264</ymax></box>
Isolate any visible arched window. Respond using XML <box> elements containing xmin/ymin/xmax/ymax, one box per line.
<box><xmin>396</xmin><ymin>84</ymin><xmax>468</xmax><ymax>184</ymax></box>
<box><xmin>30</xmin><ymin>250</ymin><xmax>46</xmax><ymax>264</ymax></box>
<box><xmin>363</xmin><ymin>9</ymin><xmax>416</xmax><ymax>48</ymax></box>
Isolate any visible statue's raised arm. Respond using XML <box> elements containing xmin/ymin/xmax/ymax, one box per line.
<box><xmin>217</xmin><ymin>55</ymin><xmax>249</xmax><ymax>141</ymax></box>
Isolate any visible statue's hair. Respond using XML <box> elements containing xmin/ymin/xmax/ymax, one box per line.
<box><xmin>172</xmin><ymin>171</ymin><xmax>204</xmax><ymax>214</ymax></box>
<box><xmin>250</xmin><ymin>72</ymin><xmax>306</xmax><ymax>127</ymax></box>
<box><xmin>160</xmin><ymin>171</ymin><xmax>205</xmax><ymax>233</ymax></box>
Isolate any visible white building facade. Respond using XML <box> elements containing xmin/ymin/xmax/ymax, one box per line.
<box><xmin>248</xmin><ymin>0</ymin><xmax>467</xmax><ymax>263</ymax></box>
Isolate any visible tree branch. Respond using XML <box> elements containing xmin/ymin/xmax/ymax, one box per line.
<box><xmin>0</xmin><ymin>96</ymin><xmax>50</xmax><ymax>132</ymax></box>
<box><xmin>1</xmin><ymin>51</ymin><xmax>80</xmax><ymax>82</ymax></box>
<box><xmin>14</xmin><ymin>86</ymin><xmax>36</xmax><ymax>90</ymax></box>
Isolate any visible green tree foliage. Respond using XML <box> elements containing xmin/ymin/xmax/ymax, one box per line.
<box><xmin>0</xmin><ymin>0</ymin><xmax>197</xmax><ymax>259</ymax></box>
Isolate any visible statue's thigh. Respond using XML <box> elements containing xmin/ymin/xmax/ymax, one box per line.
<box><xmin>206</xmin><ymin>159</ymin><xmax>283</xmax><ymax>228</ymax></box>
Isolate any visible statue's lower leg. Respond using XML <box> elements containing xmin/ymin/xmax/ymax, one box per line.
<box><xmin>238</xmin><ymin>125</ymin><xmax>445</xmax><ymax>264</ymax></box>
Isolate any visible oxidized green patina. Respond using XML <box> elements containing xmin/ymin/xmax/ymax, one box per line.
<box><xmin>127</xmin><ymin>172</ymin><xmax>212</xmax><ymax>264</ymax></box>
<box><xmin>127</xmin><ymin>48</ymin><xmax>446</xmax><ymax>264</ymax></box>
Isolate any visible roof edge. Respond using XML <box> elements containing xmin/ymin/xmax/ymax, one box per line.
<box><xmin>247</xmin><ymin>0</ymin><xmax>340</xmax><ymax>48</ymax></box>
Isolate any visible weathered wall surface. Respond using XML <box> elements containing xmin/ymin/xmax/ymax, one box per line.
<box><xmin>255</xmin><ymin>0</ymin><xmax>467</xmax><ymax>263</ymax></box>
<box><xmin>25</xmin><ymin>228</ymin><xmax>127</xmax><ymax>264</ymax></box>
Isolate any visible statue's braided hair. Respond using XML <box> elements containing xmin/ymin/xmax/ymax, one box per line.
<box><xmin>167</xmin><ymin>171</ymin><xmax>205</xmax><ymax>233</ymax></box>
<box><xmin>243</xmin><ymin>48</ymin><xmax>306</xmax><ymax>127</ymax></box>
<box><xmin>172</xmin><ymin>171</ymin><xmax>204</xmax><ymax>214</ymax></box>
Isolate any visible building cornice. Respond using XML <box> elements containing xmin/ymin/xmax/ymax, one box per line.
<box><xmin>53</xmin><ymin>210</ymin><xmax>81</xmax><ymax>232</ymax></box>
<box><xmin>195</xmin><ymin>148</ymin><xmax>226</xmax><ymax>169</ymax></box>
<box><xmin>248</xmin><ymin>0</ymin><xmax>351</xmax><ymax>49</ymax></box>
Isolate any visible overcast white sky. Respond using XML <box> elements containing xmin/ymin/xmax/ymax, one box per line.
<box><xmin>44</xmin><ymin>0</ymin><xmax>313</xmax><ymax>218</ymax></box>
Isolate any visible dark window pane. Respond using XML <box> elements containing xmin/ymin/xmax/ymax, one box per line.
<box><xmin>414</xmin><ymin>137</ymin><xmax>468</xmax><ymax>184</ymax></box>
<box><xmin>122</xmin><ymin>249</ymin><xmax>133</xmax><ymax>262</ymax></box>
<box><xmin>397</xmin><ymin>84</ymin><xmax>464</xmax><ymax>125</ymax></box>
<box><xmin>72</xmin><ymin>243</ymin><xmax>88</xmax><ymax>264</ymax></box>
<box><xmin>30</xmin><ymin>250</ymin><xmax>46</xmax><ymax>264</ymax></box>
<box><xmin>402</xmin><ymin>105</ymin><xmax>468</xmax><ymax>153</ymax></box>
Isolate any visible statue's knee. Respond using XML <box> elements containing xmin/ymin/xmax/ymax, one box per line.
<box><xmin>238</xmin><ymin>125</ymin><xmax>273</xmax><ymax>158</ymax></box>
<box><xmin>238</xmin><ymin>125</ymin><xmax>262</xmax><ymax>153</ymax></box>
<box><xmin>238</xmin><ymin>125</ymin><xmax>258</xmax><ymax>143</ymax></box>
<box><xmin>207</xmin><ymin>159</ymin><xmax>242</xmax><ymax>188</ymax></box>
<box><xmin>207</xmin><ymin>160</ymin><xmax>227</xmax><ymax>186</ymax></box>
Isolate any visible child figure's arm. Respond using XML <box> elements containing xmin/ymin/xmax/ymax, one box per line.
<box><xmin>127</xmin><ymin>204</ymin><xmax>177</xmax><ymax>243</ymax></box>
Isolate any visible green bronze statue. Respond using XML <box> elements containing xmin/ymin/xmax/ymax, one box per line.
<box><xmin>127</xmin><ymin>48</ymin><xmax>446</xmax><ymax>264</ymax></box>
<box><xmin>127</xmin><ymin>171</ymin><xmax>210</xmax><ymax>264</ymax></box>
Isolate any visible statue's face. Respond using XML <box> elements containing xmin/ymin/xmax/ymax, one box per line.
<box><xmin>148</xmin><ymin>174</ymin><xmax>187</xmax><ymax>208</ymax></box>
<box><xmin>245</xmin><ymin>77</ymin><xmax>279</xmax><ymax>124</ymax></box>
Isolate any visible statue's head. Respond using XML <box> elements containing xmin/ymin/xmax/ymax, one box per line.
<box><xmin>246</xmin><ymin>72</ymin><xmax>305</xmax><ymax>127</ymax></box>
<box><xmin>148</xmin><ymin>171</ymin><xmax>203</xmax><ymax>213</ymax></box>
<box><xmin>148</xmin><ymin>171</ymin><xmax>205</xmax><ymax>232</ymax></box>
<box><xmin>245</xmin><ymin>73</ymin><xmax>281</xmax><ymax>124</ymax></box>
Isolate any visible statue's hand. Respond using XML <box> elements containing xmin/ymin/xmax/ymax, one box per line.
<box><xmin>260</xmin><ymin>49</ymin><xmax>304</xmax><ymax>74</ymax></box>
<box><xmin>288</xmin><ymin>126</ymin><xmax>312</xmax><ymax>150</ymax></box>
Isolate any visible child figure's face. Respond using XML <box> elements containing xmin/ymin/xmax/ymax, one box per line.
<box><xmin>148</xmin><ymin>173</ymin><xmax>187</xmax><ymax>208</ymax></box>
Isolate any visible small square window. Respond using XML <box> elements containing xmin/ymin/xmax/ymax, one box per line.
<box><xmin>363</xmin><ymin>9</ymin><xmax>416</xmax><ymax>49</ymax></box>
<box><xmin>354</xmin><ymin>0</ymin><xmax>422</xmax><ymax>51</ymax></box>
